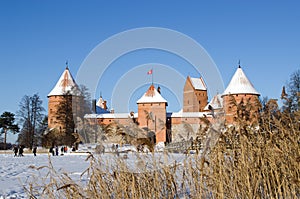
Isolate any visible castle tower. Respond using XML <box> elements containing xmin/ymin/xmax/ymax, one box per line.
<box><xmin>95</xmin><ymin>96</ymin><xmax>109</xmax><ymax>114</ymax></box>
<box><xmin>137</xmin><ymin>84</ymin><xmax>168</xmax><ymax>143</ymax></box>
<box><xmin>48</xmin><ymin>66</ymin><xmax>77</xmax><ymax>130</ymax></box>
<box><xmin>183</xmin><ymin>76</ymin><xmax>208</xmax><ymax>112</ymax></box>
<box><xmin>222</xmin><ymin>65</ymin><xmax>260</xmax><ymax>123</ymax></box>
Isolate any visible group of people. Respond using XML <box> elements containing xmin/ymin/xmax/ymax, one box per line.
<box><xmin>13</xmin><ymin>145</ymin><xmax>37</xmax><ymax>157</ymax></box>
<box><xmin>12</xmin><ymin>145</ymin><xmax>75</xmax><ymax>157</ymax></box>
<box><xmin>13</xmin><ymin>145</ymin><xmax>24</xmax><ymax>157</ymax></box>
<box><xmin>49</xmin><ymin>146</ymin><xmax>68</xmax><ymax>156</ymax></box>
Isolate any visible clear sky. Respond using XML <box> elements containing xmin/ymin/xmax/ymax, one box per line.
<box><xmin>1</xmin><ymin>1</ymin><xmax>300</xmax><ymax>142</ymax></box>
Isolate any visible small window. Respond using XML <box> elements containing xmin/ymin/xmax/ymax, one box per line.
<box><xmin>199</xmin><ymin>101</ymin><xmax>201</xmax><ymax>104</ymax></box>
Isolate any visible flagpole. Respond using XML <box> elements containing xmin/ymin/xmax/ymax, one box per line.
<box><xmin>152</xmin><ymin>67</ymin><xmax>153</xmax><ymax>85</ymax></box>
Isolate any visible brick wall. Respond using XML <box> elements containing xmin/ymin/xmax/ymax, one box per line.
<box><xmin>183</xmin><ymin>77</ymin><xmax>208</xmax><ymax>112</ymax></box>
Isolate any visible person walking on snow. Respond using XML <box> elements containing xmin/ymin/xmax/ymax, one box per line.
<box><xmin>13</xmin><ymin>145</ymin><xmax>18</xmax><ymax>157</ymax></box>
<box><xmin>55</xmin><ymin>146</ymin><xmax>59</xmax><ymax>156</ymax></box>
<box><xmin>49</xmin><ymin>146</ymin><xmax>55</xmax><ymax>156</ymax></box>
<box><xmin>18</xmin><ymin>146</ymin><xmax>24</xmax><ymax>157</ymax></box>
<box><xmin>32</xmin><ymin>146</ymin><xmax>37</xmax><ymax>156</ymax></box>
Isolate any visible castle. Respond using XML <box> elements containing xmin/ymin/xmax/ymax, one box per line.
<box><xmin>48</xmin><ymin>64</ymin><xmax>260</xmax><ymax>144</ymax></box>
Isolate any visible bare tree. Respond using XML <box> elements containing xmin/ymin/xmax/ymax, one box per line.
<box><xmin>283</xmin><ymin>69</ymin><xmax>300</xmax><ymax>112</ymax></box>
<box><xmin>72</xmin><ymin>85</ymin><xmax>92</xmax><ymax>144</ymax></box>
<box><xmin>17</xmin><ymin>94</ymin><xmax>45</xmax><ymax>149</ymax></box>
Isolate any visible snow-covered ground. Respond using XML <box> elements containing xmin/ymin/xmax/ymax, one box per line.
<box><xmin>0</xmin><ymin>146</ymin><xmax>187</xmax><ymax>199</ymax></box>
<box><xmin>0</xmin><ymin>152</ymin><xmax>90</xmax><ymax>198</ymax></box>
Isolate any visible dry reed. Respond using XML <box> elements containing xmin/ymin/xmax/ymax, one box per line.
<box><xmin>26</xmin><ymin>112</ymin><xmax>299</xmax><ymax>198</ymax></box>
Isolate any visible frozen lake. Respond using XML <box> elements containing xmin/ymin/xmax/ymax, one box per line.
<box><xmin>0</xmin><ymin>150</ymin><xmax>186</xmax><ymax>198</ymax></box>
<box><xmin>0</xmin><ymin>152</ymin><xmax>90</xmax><ymax>198</ymax></box>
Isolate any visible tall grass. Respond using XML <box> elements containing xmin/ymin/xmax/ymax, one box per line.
<box><xmin>27</xmin><ymin>112</ymin><xmax>299</xmax><ymax>198</ymax></box>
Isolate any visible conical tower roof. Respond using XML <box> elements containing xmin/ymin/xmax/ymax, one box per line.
<box><xmin>48</xmin><ymin>67</ymin><xmax>77</xmax><ymax>97</ymax></box>
<box><xmin>222</xmin><ymin>66</ymin><xmax>259</xmax><ymax>96</ymax></box>
<box><xmin>137</xmin><ymin>84</ymin><xmax>167</xmax><ymax>104</ymax></box>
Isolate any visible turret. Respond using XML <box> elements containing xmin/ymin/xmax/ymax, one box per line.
<box><xmin>48</xmin><ymin>66</ymin><xmax>77</xmax><ymax>130</ymax></box>
<box><xmin>222</xmin><ymin>65</ymin><xmax>260</xmax><ymax>123</ymax></box>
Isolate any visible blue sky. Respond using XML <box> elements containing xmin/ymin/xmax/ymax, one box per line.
<box><xmin>1</xmin><ymin>1</ymin><xmax>300</xmax><ymax>141</ymax></box>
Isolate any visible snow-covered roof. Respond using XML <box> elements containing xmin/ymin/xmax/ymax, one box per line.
<box><xmin>190</xmin><ymin>77</ymin><xmax>207</xmax><ymax>90</ymax></box>
<box><xmin>204</xmin><ymin>94</ymin><xmax>223</xmax><ymax>110</ymax></box>
<box><xmin>137</xmin><ymin>84</ymin><xmax>167</xmax><ymax>104</ymax></box>
<box><xmin>85</xmin><ymin>111</ymin><xmax>212</xmax><ymax>119</ymax></box>
<box><xmin>167</xmin><ymin>110</ymin><xmax>212</xmax><ymax>118</ymax></box>
<box><xmin>222</xmin><ymin>66</ymin><xmax>260</xmax><ymax>96</ymax></box>
<box><xmin>84</xmin><ymin>112</ymin><xmax>138</xmax><ymax>119</ymax></box>
<box><xmin>48</xmin><ymin>67</ymin><xmax>77</xmax><ymax>97</ymax></box>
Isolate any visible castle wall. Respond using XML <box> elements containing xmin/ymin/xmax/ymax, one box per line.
<box><xmin>48</xmin><ymin>95</ymin><xmax>82</xmax><ymax>132</ymax></box>
<box><xmin>168</xmin><ymin>116</ymin><xmax>212</xmax><ymax>143</ymax></box>
<box><xmin>170</xmin><ymin>123</ymin><xmax>200</xmax><ymax>142</ymax></box>
<box><xmin>48</xmin><ymin>95</ymin><xmax>64</xmax><ymax>130</ymax></box>
<box><xmin>93</xmin><ymin>118</ymin><xmax>131</xmax><ymax>125</ymax></box>
<box><xmin>137</xmin><ymin>103</ymin><xmax>167</xmax><ymax>143</ymax></box>
<box><xmin>222</xmin><ymin>94</ymin><xmax>260</xmax><ymax>124</ymax></box>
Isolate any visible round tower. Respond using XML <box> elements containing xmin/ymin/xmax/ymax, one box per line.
<box><xmin>48</xmin><ymin>66</ymin><xmax>77</xmax><ymax>130</ymax></box>
<box><xmin>222</xmin><ymin>65</ymin><xmax>260</xmax><ymax>124</ymax></box>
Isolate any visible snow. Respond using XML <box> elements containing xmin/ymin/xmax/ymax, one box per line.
<box><xmin>222</xmin><ymin>67</ymin><xmax>260</xmax><ymax>96</ymax></box>
<box><xmin>0</xmin><ymin>152</ymin><xmax>90</xmax><ymax>198</ymax></box>
<box><xmin>154</xmin><ymin>142</ymin><xmax>165</xmax><ymax>152</ymax></box>
<box><xmin>0</xmin><ymin>147</ymin><xmax>187</xmax><ymax>198</ymax></box>
<box><xmin>204</xmin><ymin>94</ymin><xmax>223</xmax><ymax>110</ymax></box>
<box><xmin>167</xmin><ymin>110</ymin><xmax>212</xmax><ymax>118</ymax></box>
<box><xmin>137</xmin><ymin>85</ymin><xmax>167</xmax><ymax>104</ymax></box>
<box><xmin>190</xmin><ymin>77</ymin><xmax>207</xmax><ymax>90</ymax></box>
<box><xmin>48</xmin><ymin>67</ymin><xmax>77</xmax><ymax>96</ymax></box>
<box><xmin>117</xmin><ymin>144</ymin><xmax>137</xmax><ymax>153</ymax></box>
<box><xmin>84</xmin><ymin>112</ymin><xmax>134</xmax><ymax>119</ymax></box>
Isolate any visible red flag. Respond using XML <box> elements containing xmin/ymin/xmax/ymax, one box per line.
<box><xmin>147</xmin><ymin>69</ymin><xmax>153</xmax><ymax>75</ymax></box>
